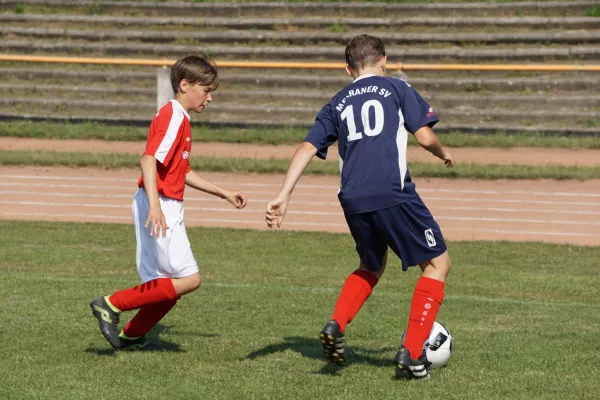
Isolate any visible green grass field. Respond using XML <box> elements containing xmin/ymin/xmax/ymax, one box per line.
<box><xmin>1</xmin><ymin>220</ymin><xmax>599</xmax><ymax>400</ymax></box>
<box><xmin>1</xmin><ymin>149</ymin><xmax>599</xmax><ymax>180</ymax></box>
<box><xmin>2</xmin><ymin>121</ymin><xmax>600</xmax><ymax>149</ymax></box>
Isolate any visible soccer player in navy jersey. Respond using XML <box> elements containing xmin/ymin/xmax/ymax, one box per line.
<box><xmin>265</xmin><ymin>34</ymin><xmax>454</xmax><ymax>379</ymax></box>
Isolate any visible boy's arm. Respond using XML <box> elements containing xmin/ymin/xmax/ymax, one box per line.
<box><xmin>185</xmin><ymin>170</ymin><xmax>247</xmax><ymax>209</ymax></box>
<box><xmin>140</xmin><ymin>154</ymin><xmax>169</xmax><ymax>237</ymax></box>
<box><xmin>414</xmin><ymin>126</ymin><xmax>454</xmax><ymax>168</ymax></box>
<box><xmin>266</xmin><ymin>141</ymin><xmax>318</xmax><ymax>228</ymax></box>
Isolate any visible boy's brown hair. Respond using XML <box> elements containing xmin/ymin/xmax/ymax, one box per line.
<box><xmin>345</xmin><ymin>34</ymin><xmax>386</xmax><ymax>72</ymax></box>
<box><xmin>170</xmin><ymin>53</ymin><xmax>219</xmax><ymax>93</ymax></box>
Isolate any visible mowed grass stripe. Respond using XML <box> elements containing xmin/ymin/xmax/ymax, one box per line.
<box><xmin>0</xmin><ymin>220</ymin><xmax>599</xmax><ymax>400</ymax></box>
<box><xmin>1</xmin><ymin>149</ymin><xmax>600</xmax><ymax>180</ymax></box>
<box><xmin>2</xmin><ymin>121</ymin><xmax>600</xmax><ymax>149</ymax></box>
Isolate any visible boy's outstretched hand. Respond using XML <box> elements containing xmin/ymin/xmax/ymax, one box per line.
<box><xmin>265</xmin><ymin>196</ymin><xmax>290</xmax><ymax>228</ymax></box>
<box><xmin>442</xmin><ymin>148</ymin><xmax>454</xmax><ymax>168</ymax></box>
<box><xmin>224</xmin><ymin>191</ymin><xmax>248</xmax><ymax>209</ymax></box>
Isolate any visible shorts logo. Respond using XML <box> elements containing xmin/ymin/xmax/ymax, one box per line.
<box><xmin>182</xmin><ymin>151</ymin><xmax>190</xmax><ymax>159</ymax></box>
<box><xmin>424</xmin><ymin>229</ymin><xmax>436</xmax><ymax>247</ymax></box>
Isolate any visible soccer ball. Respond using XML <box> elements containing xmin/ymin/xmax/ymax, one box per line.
<box><xmin>401</xmin><ymin>321</ymin><xmax>453</xmax><ymax>368</ymax></box>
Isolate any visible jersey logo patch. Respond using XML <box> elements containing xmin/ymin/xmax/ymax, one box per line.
<box><xmin>424</xmin><ymin>229</ymin><xmax>436</xmax><ymax>247</ymax></box>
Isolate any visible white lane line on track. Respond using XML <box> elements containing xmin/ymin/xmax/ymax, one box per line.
<box><xmin>3</xmin><ymin>200</ymin><xmax>600</xmax><ymax>226</ymax></box>
<box><xmin>4</xmin><ymin>211</ymin><xmax>599</xmax><ymax>238</ymax></box>
<box><xmin>418</xmin><ymin>187</ymin><xmax>600</xmax><ymax>198</ymax></box>
<box><xmin>444</xmin><ymin>227</ymin><xmax>600</xmax><ymax>238</ymax></box>
<box><xmin>0</xmin><ymin>190</ymin><xmax>340</xmax><ymax>207</ymax></box>
<box><xmin>2</xmin><ymin>182</ymin><xmax>600</xmax><ymax>207</ymax></box>
<box><xmin>0</xmin><ymin>182</ymin><xmax>302</xmax><ymax>196</ymax></box>
<box><xmin>421</xmin><ymin>196</ymin><xmax>600</xmax><ymax>207</ymax></box>
<box><xmin>4</xmin><ymin>190</ymin><xmax>600</xmax><ymax>216</ymax></box>
<box><xmin>0</xmin><ymin>211</ymin><xmax>347</xmax><ymax>228</ymax></box>
<box><xmin>2</xmin><ymin>174</ymin><xmax>600</xmax><ymax>198</ymax></box>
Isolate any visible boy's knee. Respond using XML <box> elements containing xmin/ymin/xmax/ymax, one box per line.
<box><xmin>173</xmin><ymin>273</ymin><xmax>202</xmax><ymax>296</ymax></box>
<box><xmin>436</xmin><ymin>255</ymin><xmax>451</xmax><ymax>279</ymax></box>
<box><xmin>189</xmin><ymin>273</ymin><xmax>202</xmax><ymax>291</ymax></box>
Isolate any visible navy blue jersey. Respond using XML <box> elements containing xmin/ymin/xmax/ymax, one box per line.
<box><xmin>304</xmin><ymin>75</ymin><xmax>439</xmax><ymax>214</ymax></box>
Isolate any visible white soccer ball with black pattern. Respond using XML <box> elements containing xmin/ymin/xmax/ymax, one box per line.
<box><xmin>401</xmin><ymin>321</ymin><xmax>453</xmax><ymax>368</ymax></box>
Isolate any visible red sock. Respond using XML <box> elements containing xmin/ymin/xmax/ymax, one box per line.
<box><xmin>404</xmin><ymin>276</ymin><xmax>445</xmax><ymax>360</ymax></box>
<box><xmin>331</xmin><ymin>269</ymin><xmax>378</xmax><ymax>332</ymax></box>
<box><xmin>108</xmin><ymin>278</ymin><xmax>177</xmax><ymax>312</ymax></box>
<box><xmin>121</xmin><ymin>299</ymin><xmax>178</xmax><ymax>338</ymax></box>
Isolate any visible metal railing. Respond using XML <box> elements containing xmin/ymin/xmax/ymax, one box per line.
<box><xmin>2</xmin><ymin>54</ymin><xmax>600</xmax><ymax>72</ymax></box>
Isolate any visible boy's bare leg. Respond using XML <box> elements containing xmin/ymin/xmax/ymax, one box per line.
<box><xmin>171</xmin><ymin>273</ymin><xmax>202</xmax><ymax>296</ymax></box>
<box><xmin>420</xmin><ymin>251</ymin><xmax>451</xmax><ymax>283</ymax></box>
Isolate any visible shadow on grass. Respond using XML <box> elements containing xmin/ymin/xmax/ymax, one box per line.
<box><xmin>85</xmin><ymin>324</ymin><xmax>184</xmax><ymax>355</ymax></box>
<box><xmin>245</xmin><ymin>336</ymin><xmax>396</xmax><ymax>374</ymax></box>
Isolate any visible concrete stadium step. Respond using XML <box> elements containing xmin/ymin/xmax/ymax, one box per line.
<box><xmin>2</xmin><ymin>68</ymin><xmax>598</xmax><ymax>94</ymax></box>
<box><xmin>2</xmin><ymin>98</ymin><xmax>597</xmax><ymax>128</ymax></box>
<box><xmin>2</xmin><ymin>13</ymin><xmax>599</xmax><ymax>30</ymax></box>
<box><xmin>4</xmin><ymin>26</ymin><xmax>600</xmax><ymax>45</ymax></box>
<box><xmin>1</xmin><ymin>0</ymin><xmax>597</xmax><ymax>18</ymax></box>
<box><xmin>3</xmin><ymin>40</ymin><xmax>600</xmax><ymax>63</ymax></box>
<box><xmin>2</xmin><ymin>84</ymin><xmax>598</xmax><ymax>111</ymax></box>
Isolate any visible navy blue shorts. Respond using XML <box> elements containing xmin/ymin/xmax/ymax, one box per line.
<box><xmin>344</xmin><ymin>196</ymin><xmax>447</xmax><ymax>272</ymax></box>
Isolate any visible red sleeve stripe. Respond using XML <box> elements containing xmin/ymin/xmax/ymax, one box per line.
<box><xmin>154</xmin><ymin>110</ymin><xmax>184</xmax><ymax>163</ymax></box>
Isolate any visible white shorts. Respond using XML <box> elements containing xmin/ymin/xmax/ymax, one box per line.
<box><xmin>132</xmin><ymin>188</ymin><xmax>199</xmax><ymax>283</ymax></box>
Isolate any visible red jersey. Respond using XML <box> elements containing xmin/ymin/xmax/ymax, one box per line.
<box><xmin>138</xmin><ymin>100</ymin><xmax>192</xmax><ymax>201</ymax></box>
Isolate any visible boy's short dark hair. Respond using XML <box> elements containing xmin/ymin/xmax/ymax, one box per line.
<box><xmin>170</xmin><ymin>54</ymin><xmax>219</xmax><ymax>93</ymax></box>
<box><xmin>345</xmin><ymin>34</ymin><xmax>386</xmax><ymax>72</ymax></box>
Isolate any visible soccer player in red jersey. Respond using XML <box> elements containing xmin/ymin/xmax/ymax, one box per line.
<box><xmin>90</xmin><ymin>54</ymin><xmax>247</xmax><ymax>349</ymax></box>
<box><xmin>265</xmin><ymin>35</ymin><xmax>453</xmax><ymax>379</ymax></box>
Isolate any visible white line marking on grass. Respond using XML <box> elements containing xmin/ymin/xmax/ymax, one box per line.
<box><xmin>14</xmin><ymin>274</ymin><xmax>600</xmax><ymax>309</ymax></box>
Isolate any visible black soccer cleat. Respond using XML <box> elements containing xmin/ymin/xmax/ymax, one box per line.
<box><xmin>89</xmin><ymin>296</ymin><xmax>121</xmax><ymax>349</ymax></box>
<box><xmin>118</xmin><ymin>332</ymin><xmax>150</xmax><ymax>351</ymax></box>
<box><xmin>395</xmin><ymin>346</ymin><xmax>431</xmax><ymax>380</ymax></box>
<box><xmin>320</xmin><ymin>320</ymin><xmax>346</xmax><ymax>366</ymax></box>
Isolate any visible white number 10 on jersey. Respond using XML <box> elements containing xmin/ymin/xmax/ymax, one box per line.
<box><xmin>341</xmin><ymin>99</ymin><xmax>385</xmax><ymax>142</ymax></box>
